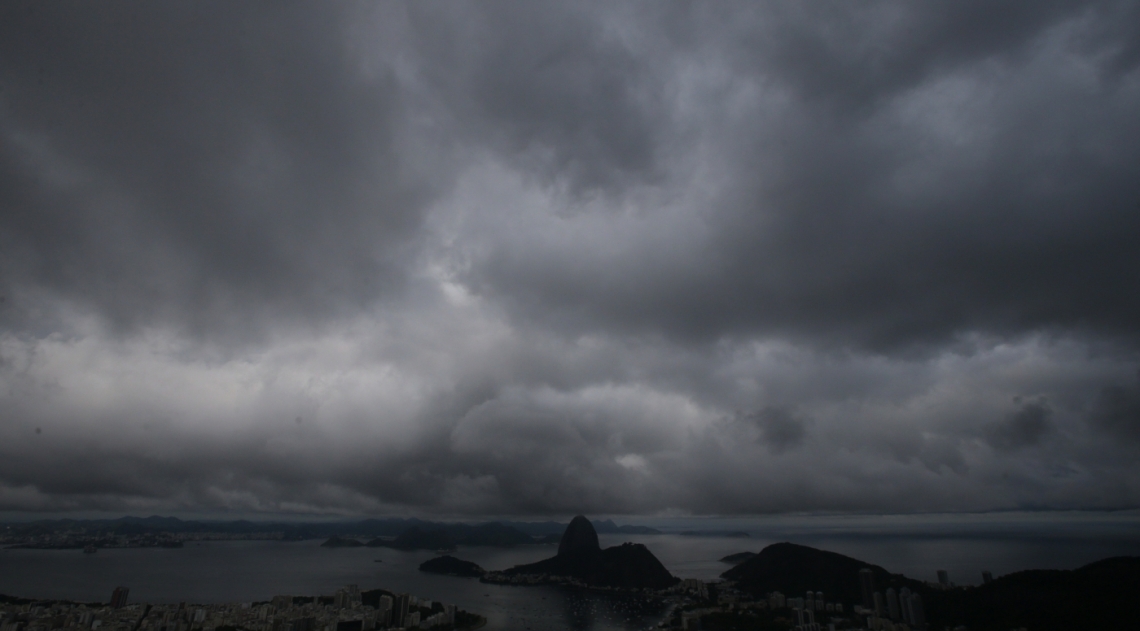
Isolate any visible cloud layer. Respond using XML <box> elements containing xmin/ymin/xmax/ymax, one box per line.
<box><xmin>1</xmin><ymin>1</ymin><xmax>1139</xmax><ymax>516</ymax></box>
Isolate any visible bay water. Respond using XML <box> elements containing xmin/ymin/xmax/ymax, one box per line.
<box><xmin>3</xmin><ymin>512</ymin><xmax>1139</xmax><ymax>631</ymax></box>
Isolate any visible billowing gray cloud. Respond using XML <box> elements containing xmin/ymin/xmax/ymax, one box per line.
<box><xmin>455</xmin><ymin>1</ymin><xmax>1140</xmax><ymax>350</ymax></box>
<box><xmin>0</xmin><ymin>1</ymin><xmax>431</xmax><ymax>345</ymax></box>
<box><xmin>748</xmin><ymin>407</ymin><xmax>808</xmax><ymax>454</ymax></box>
<box><xmin>1</xmin><ymin>1</ymin><xmax>1139</xmax><ymax>517</ymax></box>
<box><xmin>1089</xmin><ymin>373</ymin><xmax>1140</xmax><ymax>442</ymax></box>
<box><xmin>985</xmin><ymin>398</ymin><xmax>1054</xmax><ymax>451</ymax></box>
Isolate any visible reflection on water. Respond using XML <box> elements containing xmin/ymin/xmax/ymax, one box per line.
<box><xmin>480</xmin><ymin>588</ymin><xmax>664</xmax><ymax>631</ymax></box>
<box><xmin>2</xmin><ymin>513</ymin><xmax>1139</xmax><ymax>631</ymax></box>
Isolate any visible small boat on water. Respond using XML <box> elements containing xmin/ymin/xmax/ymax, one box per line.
<box><xmin>83</xmin><ymin>545</ymin><xmax>97</xmax><ymax>554</ymax></box>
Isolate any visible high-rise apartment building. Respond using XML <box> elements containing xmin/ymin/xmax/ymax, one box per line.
<box><xmin>376</xmin><ymin>596</ymin><xmax>392</xmax><ymax>628</ymax></box>
<box><xmin>886</xmin><ymin>587</ymin><xmax>900</xmax><ymax>620</ymax></box>
<box><xmin>391</xmin><ymin>594</ymin><xmax>410</xmax><ymax>628</ymax></box>
<box><xmin>906</xmin><ymin>593</ymin><xmax>926</xmax><ymax>628</ymax></box>
<box><xmin>899</xmin><ymin>588</ymin><xmax>913</xmax><ymax>625</ymax></box>
<box><xmin>858</xmin><ymin>568</ymin><xmax>876</xmax><ymax>609</ymax></box>
<box><xmin>110</xmin><ymin>587</ymin><xmax>129</xmax><ymax>609</ymax></box>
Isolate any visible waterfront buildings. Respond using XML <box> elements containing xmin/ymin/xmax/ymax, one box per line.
<box><xmin>0</xmin><ymin>586</ymin><xmax>475</xmax><ymax>631</ymax></box>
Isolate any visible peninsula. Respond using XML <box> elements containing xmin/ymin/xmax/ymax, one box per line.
<box><xmin>482</xmin><ymin>515</ymin><xmax>678</xmax><ymax>590</ymax></box>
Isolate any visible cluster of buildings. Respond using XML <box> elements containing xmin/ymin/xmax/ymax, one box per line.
<box><xmin>779</xmin><ymin>591</ymin><xmax>844</xmax><ymax>616</ymax></box>
<box><xmin>857</xmin><ymin>569</ymin><xmax>926</xmax><ymax>631</ymax></box>
<box><xmin>294</xmin><ymin>586</ymin><xmax>464</xmax><ymax>631</ymax></box>
<box><xmin>0</xmin><ymin>586</ymin><xmax>475</xmax><ymax>631</ymax></box>
<box><xmin>1</xmin><ymin>599</ymin><xmax>144</xmax><ymax>631</ymax></box>
<box><xmin>658</xmin><ymin>574</ymin><xmax>937</xmax><ymax>631</ymax></box>
<box><xmin>663</xmin><ymin>581</ymin><xmax>851</xmax><ymax>631</ymax></box>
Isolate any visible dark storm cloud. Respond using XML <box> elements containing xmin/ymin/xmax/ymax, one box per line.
<box><xmin>748</xmin><ymin>407</ymin><xmax>807</xmax><ymax>454</ymax></box>
<box><xmin>1</xmin><ymin>1</ymin><xmax>1139</xmax><ymax>517</ymax></box>
<box><xmin>985</xmin><ymin>398</ymin><xmax>1053</xmax><ymax>452</ymax></box>
<box><xmin>0</xmin><ymin>1</ymin><xmax>428</xmax><ymax>344</ymax></box>
<box><xmin>401</xmin><ymin>1</ymin><xmax>666</xmax><ymax>194</ymax></box>
<box><xmin>1089</xmin><ymin>373</ymin><xmax>1140</xmax><ymax>442</ymax></box>
<box><xmin>460</xmin><ymin>0</ymin><xmax>1140</xmax><ymax>351</ymax></box>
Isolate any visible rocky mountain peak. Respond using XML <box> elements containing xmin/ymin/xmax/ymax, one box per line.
<box><xmin>557</xmin><ymin>514</ymin><xmax>601</xmax><ymax>557</ymax></box>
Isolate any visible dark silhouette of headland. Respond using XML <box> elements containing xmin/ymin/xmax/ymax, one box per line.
<box><xmin>719</xmin><ymin>551</ymin><xmax>757</xmax><ymax>565</ymax></box>
<box><xmin>718</xmin><ymin>541</ymin><xmax>1140</xmax><ymax>631</ymax></box>
<box><xmin>722</xmin><ymin>541</ymin><xmax>923</xmax><ymax>603</ymax></box>
<box><xmin>419</xmin><ymin>555</ymin><xmax>486</xmax><ymax>577</ymax></box>
<box><xmin>483</xmin><ymin>515</ymin><xmax>678</xmax><ymax>590</ymax></box>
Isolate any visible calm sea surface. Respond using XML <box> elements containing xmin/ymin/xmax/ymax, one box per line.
<box><xmin>3</xmin><ymin>513</ymin><xmax>1139</xmax><ymax>631</ymax></box>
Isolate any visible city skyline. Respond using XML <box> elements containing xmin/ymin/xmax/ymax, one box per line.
<box><xmin>1</xmin><ymin>1</ymin><xmax>1139</xmax><ymax>518</ymax></box>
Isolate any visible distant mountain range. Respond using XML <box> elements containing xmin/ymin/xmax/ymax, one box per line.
<box><xmin>318</xmin><ymin>535</ymin><xmax>364</xmax><ymax>548</ymax></box>
<box><xmin>324</xmin><ymin>522</ymin><xmax>562</xmax><ymax>551</ymax></box>
<box><xmin>365</xmin><ymin>526</ymin><xmax>460</xmax><ymax>551</ymax></box>
<box><xmin>2</xmin><ymin>515</ymin><xmax>659</xmax><ymax>543</ymax></box>
<box><xmin>681</xmin><ymin>530</ymin><xmax>750</xmax><ymax>538</ymax></box>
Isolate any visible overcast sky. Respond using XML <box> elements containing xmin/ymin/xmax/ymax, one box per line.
<box><xmin>2</xmin><ymin>1</ymin><xmax>1139</xmax><ymax>518</ymax></box>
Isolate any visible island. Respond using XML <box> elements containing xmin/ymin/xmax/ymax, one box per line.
<box><xmin>319</xmin><ymin>535</ymin><xmax>364</xmax><ymax>548</ymax></box>
<box><xmin>419</xmin><ymin>555</ymin><xmax>486</xmax><ymax>577</ymax></box>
